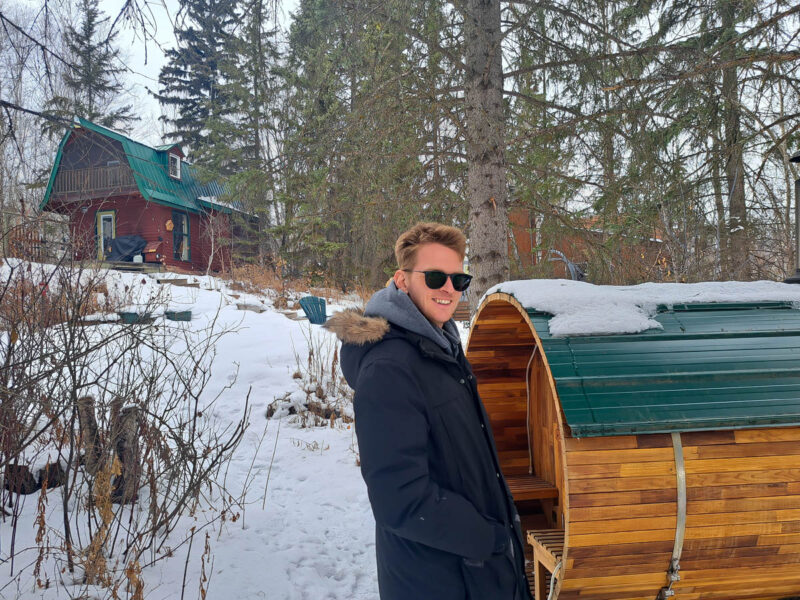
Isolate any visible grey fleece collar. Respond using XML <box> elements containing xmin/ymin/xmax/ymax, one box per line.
<box><xmin>364</xmin><ymin>282</ymin><xmax>461</xmax><ymax>356</ymax></box>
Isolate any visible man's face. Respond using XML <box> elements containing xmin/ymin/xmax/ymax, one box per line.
<box><xmin>394</xmin><ymin>242</ymin><xmax>463</xmax><ymax>328</ymax></box>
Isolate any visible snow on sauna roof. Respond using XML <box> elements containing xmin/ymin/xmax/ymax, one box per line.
<box><xmin>479</xmin><ymin>279</ymin><xmax>800</xmax><ymax>436</ymax></box>
<box><xmin>486</xmin><ymin>279</ymin><xmax>800</xmax><ymax>337</ymax></box>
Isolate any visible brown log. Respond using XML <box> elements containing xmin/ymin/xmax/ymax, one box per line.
<box><xmin>3</xmin><ymin>463</ymin><xmax>38</xmax><ymax>495</ymax></box>
<box><xmin>76</xmin><ymin>395</ymin><xmax>102</xmax><ymax>476</ymax></box>
<box><xmin>111</xmin><ymin>404</ymin><xmax>140</xmax><ymax>504</ymax></box>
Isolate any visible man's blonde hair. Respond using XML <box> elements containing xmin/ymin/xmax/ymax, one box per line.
<box><xmin>394</xmin><ymin>222</ymin><xmax>466</xmax><ymax>270</ymax></box>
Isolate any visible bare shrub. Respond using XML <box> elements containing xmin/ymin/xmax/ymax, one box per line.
<box><xmin>224</xmin><ymin>261</ymin><xmax>372</xmax><ymax>314</ymax></box>
<box><xmin>267</xmin><ymin>325</ymin><xmax>353</xmax><ymax>428</ymax></box>
<box><xmin>0</xmin><ymin>253</ymin><xmax>249</xmax><ymax>597</ymax></box>
<box><xmin>224</xmin><ymin>260</ymin><xmax>309</xmax><ymax>308</ymax></box>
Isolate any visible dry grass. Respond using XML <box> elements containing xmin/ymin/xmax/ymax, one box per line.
<box><xmin>307</xmin><ymin>282</ymin><xmax>375</xmax><ymax>306</ymax></box>
<box><xmin>225</xmin><ymin>264</ymin><xmax>300</xmax><ymax>293</ymax></box>
<box><xmin>0</xmin><ymin>272</ymin><xmax>111</xmax><ymax>330</ymax></box>
<box><xmin>223</xmin><ymin>264</ymin><xmax>310</xmax><ymax>309</ymax></box>
<box><xmin>223</xmin><ymin>263</ymin><xmax>377</xmax><ymax>309</ymax></box>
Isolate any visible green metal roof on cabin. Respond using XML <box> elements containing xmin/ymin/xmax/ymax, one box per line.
<box><xmin>154</xmin><ymin>143</ymin><xmax>182</xmax><ymax>152</ymax></box>
<box><xmin>40</xmin><ymin>118</ymin><xmax>229</xmax><ymax>214</ymax></box>
<box><xmin>525</xmin><ymin>301</ymin><xmax>800</xmax><ymax>437</ymax></box>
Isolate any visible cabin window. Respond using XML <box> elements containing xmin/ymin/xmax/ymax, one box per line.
<box><xmin>172</xmin><ymin>211</ymin><xmax>190</xmax><ymax>262</ymax></box>
<box><xmin>168</xmin><ymin>153</ymin><xmax>181</xmax><ymax>179</ymax></box>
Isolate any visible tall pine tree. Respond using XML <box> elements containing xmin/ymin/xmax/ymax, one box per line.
<box><xmin>43</xmin><ymin>0</ymin><xmax>135</xmax><ymax>134</ymax></box>
<box><xmin>155</xmin><ymin>0</ymin><xmax>239</xmax><ymax>169</ymax></box>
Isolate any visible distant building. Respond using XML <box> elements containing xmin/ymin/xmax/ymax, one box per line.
<box><xmin>39</xmin><ymin>118</ymin><xmax>234</xmax><ymax>272</ymax></box>
<box><xmin>508</xmin><ymin>207</ymin><xmax>669</xmax><ymax>282</ymax></box>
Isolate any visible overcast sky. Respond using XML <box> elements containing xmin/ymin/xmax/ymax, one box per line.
<box><xmin>101</xmin><ymin>0</ymin><xmax>297</xmax><ymax>145</ymax></box>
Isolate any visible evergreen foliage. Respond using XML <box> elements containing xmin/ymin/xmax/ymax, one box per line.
<box><xmin>155</xmin><ymin>0</ymin><xmax>240</xmax><ymax>169</ymax></box>
<box><xmin>265</xmin><ymin>0</ymin><xmax>799</xmax><ymax>286</ymax></box>
<box><xmin>19</xmin><ymin>0</ymin><xmax>796</xmax><ymax>286</ymax></box>
<box><xmin>274</xmin><ymin>0</ymin><xmax>469</xmax><ymax>286</ymax></box>
<box><xmin>42</xmin><ymin>0</ymin><xmax>135</xmax><ymax>136</ymax></box>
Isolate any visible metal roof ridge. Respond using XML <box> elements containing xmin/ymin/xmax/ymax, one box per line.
<box><xmin>553</xmin><ymin>329</ymin><xmax>800</xmax><ymax>343</ymax></box>
<box><xmin>571</xmin><ymin>416</ymin><xmax>800</xmax><ymax>437</ymax></box>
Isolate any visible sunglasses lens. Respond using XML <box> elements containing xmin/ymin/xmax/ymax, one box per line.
<box><xmin>420</xmin><ymin>271</ymin><xmax>472</xmax><ymax>291</ymax></box>
<box><xmin>451</xmin><ymin>274</ymin><xmax>472</xmax><ymax>292</ymax></box>
<box><xmin>423</xmin><ymin>271</ymin><xmax>448</xmax><ymax>289</ymax></box>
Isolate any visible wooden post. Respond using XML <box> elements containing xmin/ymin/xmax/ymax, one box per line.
<box><xmin>111</xmin><ymin>402</ymin><xmax>140</xmax><ymax>503</ymax></box>
<box><xmin>76</xmin><ymin>396</ymin><xmax>102</xmax><ymax>476</ymax></box>
<box><xmin>535</xmin><ymin>560</ymin><xmax>548</xmax><ymax>600</ymax></box>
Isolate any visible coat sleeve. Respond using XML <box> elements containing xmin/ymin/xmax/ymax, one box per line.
<box><xmin>354</xmin><ymin>358</ymin><xmax>506</xmax><ymax>561</ymax></box>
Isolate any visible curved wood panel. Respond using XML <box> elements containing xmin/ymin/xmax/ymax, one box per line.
<box><xmin>468</xmin><ymin>293</ymin><xmax>570</xmax><ymax>598</ymax></box>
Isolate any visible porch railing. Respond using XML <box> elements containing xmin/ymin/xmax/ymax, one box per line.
<box><xmin>52</xmin><ymin>165</ymin><xmax>138</xmax><ymax>195</ymax></box>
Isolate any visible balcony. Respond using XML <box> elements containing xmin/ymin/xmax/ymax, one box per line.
<box><xmin>52</xmin><ymin>165</ymin><xmax>138</xmax><ymax>197</ymax></box>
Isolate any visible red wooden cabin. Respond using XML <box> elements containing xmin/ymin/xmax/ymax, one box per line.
<box><xmin>507</xmin><ymin>207</ymin><xmax>669</xmax><ymax>282</ymax></box>
<box><xmin>40</xmin><ymin>118</ymin><xmax>234</xmax><ymax>272</ymax></box>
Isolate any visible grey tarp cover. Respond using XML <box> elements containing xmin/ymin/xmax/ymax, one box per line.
<box><xmin>107</xmin><ymin>235</ymin><xmax>147</xmax><ymax>261</ymax></box>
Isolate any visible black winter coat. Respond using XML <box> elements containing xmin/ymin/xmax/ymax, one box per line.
<box><xmin>326</xmin><ymin>310</ymin><xmax>532</xmax><ymax>600</ymax></box>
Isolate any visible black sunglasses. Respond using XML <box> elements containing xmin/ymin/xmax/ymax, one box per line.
<box><xmin>403</xmin><ymin>270</ymin><xmax>472</xmax><ymax>292</ymax></box>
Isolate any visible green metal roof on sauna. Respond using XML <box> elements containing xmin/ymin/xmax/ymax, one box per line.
<box><xmin>523</xmin><ymin>301</ymin><xmax>800</xmax><ymax>437</ymax></box>
<box><xmin>40</xmin><ymin>118</ymin><xmax>231</xmax><ymax>214</ymax></box>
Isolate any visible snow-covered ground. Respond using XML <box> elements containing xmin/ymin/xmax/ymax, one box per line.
<box><xmin>1</xmin><ymin>265</ymin><xmax>379</xmax><ymax>599</ymax></box>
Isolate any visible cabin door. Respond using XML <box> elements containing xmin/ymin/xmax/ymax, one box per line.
<box><xmin>96</xmin><ymin>211</ymin><xmax>116</xmax><ymax>260</ymax></box>
<box><xmin>172</xmin><ymin>211</ymin><xmax>190</xmax><ymax>262</ymax></box>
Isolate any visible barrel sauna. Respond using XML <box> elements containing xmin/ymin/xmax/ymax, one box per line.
<box><xmin>466</xmin><ymin>290</ymin><xmax>800</xmax><ymax>600</ymax></box>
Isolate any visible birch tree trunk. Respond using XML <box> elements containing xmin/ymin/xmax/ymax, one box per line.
<box><xmin>464</xmin><ymin>0</ymin><xmax>509</xmax><ymax>308</ymax></box>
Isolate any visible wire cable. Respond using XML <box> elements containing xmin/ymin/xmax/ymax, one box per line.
<box><xmin>547</xmin><ymin>560</ymin><xmax>563</xmax><ymax>600</ymax></box>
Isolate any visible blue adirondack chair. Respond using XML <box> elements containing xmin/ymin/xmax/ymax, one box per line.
<box><xmin>299</xmin><ymin>296</ymin><xmax>327</xmax><ymax>324</ymax></box>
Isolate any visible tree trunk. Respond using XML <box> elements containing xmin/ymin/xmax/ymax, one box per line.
<box><xmin>76</xmin><ymin>395</ymin><xmax>102</xmax><ymax>476</ymax></box>
<box><xmin>721</xmin><ymin>1</ymin><xmax>748</xmax><ymax>278</ymax></box>
<box><xmin>600</xmin><ymin>0</ymin><xmax>616</xmax><ymax>218</ymax></box>
<box><xmin>712</xmin><ymin>140</ymin><xmax>727</xmax><ymax>276</ymax></box>
<box><xmin>111</xmin><ymin>402</ymin><xmax>140</xmax><ymax>504</ymax></box>
<box><xmin>464</xmin><ymin>0</ymin><xmax>509</xmax><ymax>308</ymax></box>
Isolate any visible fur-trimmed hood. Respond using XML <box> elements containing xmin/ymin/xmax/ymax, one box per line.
<box><xmin>325</xmin><ymin>308</ymin><xmax>393</xmax><ymax>390</ymax></box>
<box><xmin>323</xmin><ymin>308</ymin><xmax>390</xmax><ymax>346</ymax></box>
<box><xmin>327</xmin><ymin>284</ymin><xmax>462</xmax><ymax>391</ymax></box>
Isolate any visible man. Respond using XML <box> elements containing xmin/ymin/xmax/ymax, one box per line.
<box><xmin>325</xmin><ymin>222</ymin><xmax>531</xmax><ymax>600</ymax></box>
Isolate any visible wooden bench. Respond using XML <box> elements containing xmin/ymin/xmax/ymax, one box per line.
<box><xmin>452</xmin><ymin>300</ymin><xmax>470</xmax><ymax>324</ymax></box>
<box><xmin>506</xmin><ymin>474</ymin><xmax>558</xmax><ymax>501</ymax></box>
<box><xmin>527</xmin><ymin>529</ymin><xmax>564</xmax><ymax>600</ymax></box>
<box><xmin>452</xmin><ymin>302</ymin><xmax>470</xmax><ymax>322</ymax></box>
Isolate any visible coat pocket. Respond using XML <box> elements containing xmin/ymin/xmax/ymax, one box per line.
<box><xmin>460</xmin><ymin>553</ymin><xmax>517</xmax><ymax>600</ymax></box>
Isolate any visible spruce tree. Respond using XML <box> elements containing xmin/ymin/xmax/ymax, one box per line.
<box><xmin>43</xmin><ymin>0</ymin><xmax>135</xmax><ymax>134</ymax></box>
<box><xmin>154</xmin><ymin>0</ymin><xmax>239</xmax><ymax>168</ymax></box>
<box><xmin>279</xmin><ymin>0</ymin><xmax>464</xmax><ymax>285</ymax></box>
<box><xmin>217</xmin><ymin>0</ymin><xmax>281</xmax><ymax>263</ymax></box>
